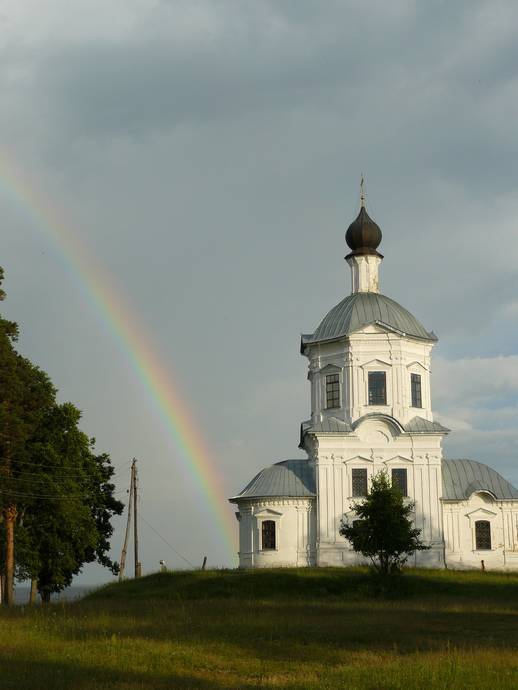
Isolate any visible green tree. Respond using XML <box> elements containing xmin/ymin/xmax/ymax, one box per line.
<box><xmin>339</xmin><ymin>471</ymin><xmax>429</xmax><ymax>575</ymax></box>
<box><xmin>0</xmin><ymin>278</ymin><xmax>56</xmax><ymax>604</ymax></box>
<box><xmin>18</xmin><ymin>402</ymin><xmax>123</xmax><ymax>602</ymax></box>
<box><xmin>0</xmin><ymin>268</ymin><xmax>123</xmax><ymax>604</ymax></box>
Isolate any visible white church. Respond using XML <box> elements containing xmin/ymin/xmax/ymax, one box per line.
<box><xmin>230</xmin><ymin>193</ymin><xmax>518</xmax><ymax>571</ymax></box>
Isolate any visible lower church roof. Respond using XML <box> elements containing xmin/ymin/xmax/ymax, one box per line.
<box><xmin>231</xmin><ymin>458</ymin><xmax>518</xmax><ymax>502</ymax></box>
<box><xmin>230</xmin><ymin>459</ymin><xmax>316</xmax><ymax>502</ymax></box>
<box><xmin>299</xmin><ymin>415</ymin><xmax>449</xmax><ymax>448</ymax></box>
<box><xmin>442</xmin><ymin>458</ymin><xmax>518</xmax><ymax>500</ymax></box>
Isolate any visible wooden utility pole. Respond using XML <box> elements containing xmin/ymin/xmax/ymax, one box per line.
<box><xmin>118</xmin><ymin>458</ymin><xmax>141</xmax><ymax>580</ymax></box>
<box><xmin>4</xmin><ymin>505</ymin><xmax>17</xmax><ymax>607</ymax></box>
<box><xmin>119</xmin><ymin>462</ymin><xmax>135</xmax><ymax>581</ymax></box>
<box><xmin>133</xmin><ymin>459</ymin><xmax>141</xmax><ymax>578</ymax></box>
<box><xmin>29</xmin><ymin>578</ymin><xmax>38</xmax><ymax>605</ymax></box>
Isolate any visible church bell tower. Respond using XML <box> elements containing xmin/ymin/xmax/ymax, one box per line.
<box><xmin>299</xmin><ymin>185</ymin><xmax>448</xmax><ymax>568</ymax></box>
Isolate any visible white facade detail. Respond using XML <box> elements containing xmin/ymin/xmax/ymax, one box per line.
<box><xmin>230</xmin><ymin>200</ymin><xmax>518</xmax><ymax>571</ymax></box>
<box><xmin>347</xmin><ymin>254</ymin><xmax>382</xmax><ymax>294</ymax></box>
<box><xmin>236</xmin><ymin>499</ymin><xmax>316</xmax><ymax>568</ymax></box>
<box><xmin>307</xmin><ymin>418</ymin><xmax>444</xmax><ymax>568</ymax></box>
<box><xmin>309</xmin><ymin>327</ymin><xmax>434</xmax><ymax>427</ymax></box>
<box><xmin>442</xmin><ymin>493</ymin><xmax>518</xmax><ymax>570</ymax></box>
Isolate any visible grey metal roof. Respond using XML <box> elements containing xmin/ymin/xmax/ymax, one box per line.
<box><xmin>231</xmin><ymin>457</ymin><xmax>518</xmax><ymax>503</ymax></box>
<box><xmin>301</xmin><ymin>292</ymin><xmax>436</xmax><ymax>351</ymax></box>
<box><xmin>230</xmin><ymin>459</ymin><xmax>316</xmax><ymax>502</ymax></box>
<box><xmin>442</xmin><ymin>458</ymin><xmax>518</xmax><ymax>500</ymax></box>
<box><xmin>304</xmin><ymin>417</ymin><xmax>352</xmax><ymax>433</ymax></box>
<box><xmin>404</xmin><ymin>416</ymin><xmax>450</xmax><ymax>434</ymax></box>
<box><xmin>299</xmin><ymin>417</ymin><xmax>353</xmax><ymax>448</ymax></box>
<box><xmin>300</xmin><ymin>415</ymin><xmax>448</xmax><ymax>446</ymax></box>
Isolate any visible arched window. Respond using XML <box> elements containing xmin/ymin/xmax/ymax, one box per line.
<box><xmin>262</xmin><ymin>520</ymin><xmax>276</xmax><ymax>550</ymax></box>
<box><xmin>475</xmin><ymin>520</ymin><xmax>491</xmax><ymax>550</ymax></box>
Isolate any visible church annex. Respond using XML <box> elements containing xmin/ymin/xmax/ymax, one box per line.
<box><xmin>229</xmin><ymin>193</ymin><xmax>518</xmax><ymax>571</ymax></box>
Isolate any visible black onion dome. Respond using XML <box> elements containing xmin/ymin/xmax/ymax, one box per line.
<box><xmin>345</xmin><ymin>206</ymin><xmax>382</xmax><ymax>257</ymax></box>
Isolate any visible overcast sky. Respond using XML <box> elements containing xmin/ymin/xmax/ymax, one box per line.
<box><xmin>1</xmin><ymin>0</ymin><xmax>517</xmax><ymax>584</ymax></box>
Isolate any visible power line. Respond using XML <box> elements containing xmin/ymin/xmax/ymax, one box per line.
<box><xmin>0</xmin><ymin>467</ymin><xmax>123</xmax><ymax>482</ymax></box>
<box><xmin>0</xmin><ymin>457</ymin><xmax>132</xmax><ymax>476</ymax></box>
<box><xmin>0</xmin><ymin>488</ymin><xmax>87</xmax><ymax>500</ymax></box>
<box><xmin>0</xmin><ymin>462</ymin><xmax>92</xmax><ymax>476</ymax></box>
<box><xmin>0</xmin><ymin>487</ymin><xmax>127</xmax><ymax>501</ymax></box>
<box><xmin>139</xmin><ymin>512</ymin><xmax>195</xmax><ymax>568</ymax></box>
<box><xmin>0</xmin><ymin>473</ymin><xmax>89</xmax><ymax>484</ymax></box>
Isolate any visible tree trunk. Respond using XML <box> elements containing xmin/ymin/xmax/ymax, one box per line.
<box><xmin>4</xmin><ymin>505</ymin><xmax>17</xmax><ymax>607</ymax></box>
<box><xmin>29</xmin><ymin>578</ymin><xmax>38</xmax><ymax>605</ymax></box>
<box><xmin>40</xmin><ymin>590</ymin><xmax>51</xmax><ymax>605</ymax></box>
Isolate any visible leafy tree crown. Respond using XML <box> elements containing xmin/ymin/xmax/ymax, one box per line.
<box><xmin>339</xmin><ymin>470</ymin><xmax>429</xmax><ymax>575</ymax></box>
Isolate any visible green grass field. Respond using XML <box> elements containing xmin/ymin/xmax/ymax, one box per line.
<box><xmin>1</xmin><ymin>567</ymin><xmax>518</xmax><ymax>689</ymax></box>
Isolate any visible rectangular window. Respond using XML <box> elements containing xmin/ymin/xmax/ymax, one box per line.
<box><xmin>352</xmin><ymin>468</ymin><xmax>368</xmax><ymax>497</ymax></box>
<box><xmin>368</xmin><ymin>371</ymin><xmax>387</xmax><ymax>405</ymax></box>
<box><xmin>391</xmin><ymin>468</ymin><xmax>408</xmax><ymax>496</ymax></box>
<box><xmin>475</xmin><ymin>520</ymin><xmax>491</xmax><ymax>550</ymax></box>
<box><xmin>262</xmin><ymin>520</ymin><xmax>276</xmax><ymax>550</ymax></box>
<box><xmin>325</xmin><ymin>373</ymin><xmax>341</xmax><ymax>409</ymax></box>
<box><xmin>411</xmin><ymin>373</ymin><xmax>422</xmax><ymax>408</ymax></box>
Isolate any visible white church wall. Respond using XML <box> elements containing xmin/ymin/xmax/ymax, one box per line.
<box><xmin>307</xmin><ymin>329</ymin><xmax>434</xmax><ymax>428</ymax></box>
<box><xmin>310</xmin><ymin>417</ymin><xmax>445</xmax><ymax>568</ymax></box>
<box><xmin>234</xmin><ymin>499</ymin><xmax>316</xmax><ymax>568</ymax></box>
<box><xmin>443</xmin><ymin>494</ymin><xmax>518</xmax><ymax>571</ymax></box>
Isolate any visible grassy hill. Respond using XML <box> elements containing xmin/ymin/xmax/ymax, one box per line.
<box><xmin>1</xmin><ymin>567</ymin><xmax>518</xmax><ymax>689</ymax></box>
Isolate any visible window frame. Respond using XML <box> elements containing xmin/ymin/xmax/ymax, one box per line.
<box><xmin>474</xmin><ymin>520</ymin><xmax>492</xmax><ymax>551</ymax></box>
<box><xmin>411</xmin><ymin>373</ymin><xmax>422</xmax><ymax>408</ymax></box>
<box><xmin>391</xmin><ymin>468</ymin><xmax>408</xmax><ymax>497</ymax></box>
<box><xmin>325</xmin><ymin>372</ymin><xmax>341</xmax><ymax>410</ymax></box>
<box><xmin>351</xmin><ymin>468</ymin><xmax>368</xmax><ymax>498</ymax></box>
<box><xmin>368</xmin><ymin>370</ymin><xmax>387</xmax><ymax>406</ymax></box>
<box><xmin>261</xmin><ymin>519</ymin><xmax>277</xmax><ymax>551</ymax></box>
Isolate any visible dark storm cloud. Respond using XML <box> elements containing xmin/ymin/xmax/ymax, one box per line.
<box><xmin>18</xmin><ymin>0</ymin><xmax>515</xmax><ymax>213</ymax></box>
<box><xmin>32</xmin><ymin>2</ymin><xmax>514</xmax><ymax>134</ymax></box>
<box><xmin>1</xmin><ymin>0</ymin><xmax>518</xmax><ymax>578</ymax></box>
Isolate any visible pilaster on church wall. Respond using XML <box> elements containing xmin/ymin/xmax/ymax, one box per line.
<box><xmin>344</xmin><ymin>330</ymin><xmax>435</xmax><ymax>426</ymax></box>
<box><xmin>306</xmin><ymin>330</ymin><xmax>435</xmax><ymax>428</ymax></box>
<box><xmin>312</xmin><ymin>429</ymin><xmax>444</xmax><ymax>547</ymax></box>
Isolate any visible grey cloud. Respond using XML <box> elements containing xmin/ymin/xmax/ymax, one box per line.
<box><xmin>23</xmin><ymin>1</ymin><xmax>516</xmax><ymax>140</ymax></box>
<box><xmin>1</xmin><ymin>0</ymin><xmax>518</xmax><ymax>581</ymax></box>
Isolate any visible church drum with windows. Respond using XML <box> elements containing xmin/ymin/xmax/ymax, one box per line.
<box><xmin>229</xmin><ymin>196</ymin><xmax>518</xmax><ymax>570</ymax></box>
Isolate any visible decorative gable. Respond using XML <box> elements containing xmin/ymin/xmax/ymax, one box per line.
<box><xmin>465</xmin><ymin>507</ymin><xmax>498</xmax><ymax>523</ymax></box>
<box><xmin>360</xmin><ymin>357</ymin><xmax>392</xmax><ymax>369</ymax></box>
<box><xmin>384</xmin><ymin>454</ymin><xmax>413</xmax><ymax>465</ymax></box>
<box><xmin>343</xmin><ymin>454</ymin><xmax>373</xmax><ymax>464</ymax></box>
<box><xmin>319</xmin><ymin>363</ymin><xmax>342</xmax><ymax>375</ymax></box>
<box><xmin>406</xmin><ymin>360</ymin><xmax>428</xmax><ymax>372</ymax></box>
<box><xmin>254</xmin><ymin>508</ymin><xmax>283</xmax><ymax>519</ymax></box>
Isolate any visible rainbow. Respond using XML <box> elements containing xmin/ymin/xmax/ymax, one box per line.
<box><xmin>0</xmin><ymin>148</ymin><xmax>236</xmax><ymax>562</ymax></box>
